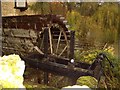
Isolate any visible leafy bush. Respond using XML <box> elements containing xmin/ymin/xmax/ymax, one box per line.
<box><xmin>76</xmin><ymin>76</ymin><xmax>98</xmax><ymax>88</ymax></box>
<box><xmin>0</xmin><ymin>54</ymin><xmax>25</xmax><ymax>89</ymax></box>
<box><xmin>74</xmin><ymin>45</ymin><xmax>120</xmax><ymax>88</ymax></box>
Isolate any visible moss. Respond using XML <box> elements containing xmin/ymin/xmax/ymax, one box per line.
<box><xmin>76</xmin><ymin>76</ymin><xmax>98</xmax><ymax>88</ymax></box>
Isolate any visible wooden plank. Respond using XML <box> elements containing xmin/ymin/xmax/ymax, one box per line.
<box><xmin>48</xmin><ymin>28</ymin><xmax>53</xmax><ymax>54</ymax></box>
<box><xmin>33</xmin><ymin>46</ymin><xmax>44</xmax><ymax>55</ymax></box>
<box><xmin>62</xmin><ymin>29</ymin><xmax>69</xmax><ymax>57</ymax></box>
<box><xmin>59</xmin><ymin>45</ymin><xmax>68</xmax><ymax>57</ymax></box>
<box><xmin>3</xmin><ymin>21</ymin><xmax>44</xmax><ymax>30</ymax></box>
<box><xmin>2</xmin><ymin>14</ymin><xmax>69</xmax><ymax>31</ymax></box>
<box><xmin>43</xmin><ymin>28</ymin><xmax>49</xmax><ymax>57</ymax></box>
<box><xmin>22</xmin><ymin>54</ymin><xmax>93</xmax><ymax>79</ymax></box>
<box><xmin>2</xmin><ymin>15</ymin><xmax>48</xmax><ymax>23</ymax></box>
<box><xmin>56</xmin><ymin>31</ymin><xmax>62</xmax><ymax>54</ymax></box>
<box><xmin>43</xmin><ymin>28</ymin><xmax>49</xmax><ymax>85</ymax></box>
<box><xmin>51</xmin><ymin>30</ymin><xmax>70</xmax><ymax>35</ymax></box>
<box><xmin>52</xmin><ymin>35</ymin><xmax>70</xmax><ymax>40</ymax></box>
<box><xmin>49</xmin><ymin>55</ymin><xmax>91</xmax><ymax>69</ymax></box>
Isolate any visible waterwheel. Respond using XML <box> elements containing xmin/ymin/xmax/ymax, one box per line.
<box><xmin>2</xmin><ymin>14</ymin><xmax>108</xmax><ymax>87</ymax></box>
<box><xmin>2</xmin><ymin>14</ymin><xmax>72</xmax><ymax>58</ymax></box>
<box><xmin>38</xmin><ymin>23</ymin><xmax>70</xmax><ymax>58</ymax></box>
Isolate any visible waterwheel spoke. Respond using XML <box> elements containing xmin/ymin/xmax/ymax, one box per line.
<box><xmin>56</xmin><ymin>31</ymin><xmax>62</xmax><ymax>54</ymax></box>
<box><xmin>48</xmin><ymin>28</ymin><xmax>53</xmax><ymax>54</ymax></box>
<box><xmin>33</xmin><ymin>46</ymin><xmax>44</xmax><ymax>54</ymax></box>
<box><xmin>58</xmin><ymin>45</ymin><xmax>67</xmax><ymax>57</ymax></box>
<box><xmin>62</xmin><ymin>29</ymin><xmax>69</xmax><ymax>57</ymax></box>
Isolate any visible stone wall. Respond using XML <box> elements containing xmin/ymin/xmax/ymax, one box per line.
<box><xmin>1</xmin><ymin>2</ymin><xmax>35</xmax><ymax>16</ymax></box>
<box><xmin>1</xmin><ymin>1</ymin><xmax>37</xmax><ymax>56</ymax></box>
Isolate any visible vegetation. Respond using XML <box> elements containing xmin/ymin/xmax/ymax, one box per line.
<box><xmin>0</xmin><ymin>54</ymin><xmax>25</xmax><ymax>89</ymax></box>
<box><xmin>30</xmin><ymin>2</ymin><xmax>119</xmax><ymax>46</ymax></box>
<box><xmin>76</xmin><ymin>76</ymin><xmax>98</xmax><ymax>88</ymax></box>
<box><xmin>75</xmin><ymin>45</ymin><xmax>120</xmax><ymax>88</ymax></box>
<box><xmin>28</xmin><ymin>2</ymin><xmax>119</xmax><ymax>89</ymax></box>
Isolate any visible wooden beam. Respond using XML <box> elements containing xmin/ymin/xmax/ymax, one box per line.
<box><xmin>43</xmin><ymin>27</ymin><xmax>49</xmax><ymax>57</ymax></box>
<box><xmin>52</xmin><ymin>35</ymin><xmax>70</xmax><ymax>40</ymax></box>
<box><xmin>59</xmin><ymin>45</ymin><xmax>67</xmax><ymax>57</ymax></box>
<box><xmin>62</xmin><ymin>29</ymin><xmax>69</xmax><ymax>57</ymax></box>
<box><xmin>56</xmin><ymin>31</ymin><xmax>62</xmax><ymax>54</ymax></box>
<box><xmin>22</xmin><ymin>54</ymin><xmax>93</xmax><ymax>79</ymax></box>
<box><xmin>48</xmin><ymin>28</ymin><xmax>53</xmax><ymax>54</ymax></box>
<box><xmin>33</xmin><ymin>46</ymin><xmax>44</xmax><ymax>55</ymax></box>
<box><xmin>43</xmin><ymin>27</ymin><xmax>49</xmax><ymax>85</ymax></box>
<box><xmin>69</xmin><ymin>31</ymin><xmax>75</xmax><ymax>59</ymax></box>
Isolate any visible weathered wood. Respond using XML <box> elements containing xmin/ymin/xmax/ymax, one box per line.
<box><xmin>69</xmin><ymin>31</ymin><xmax>75</xmax><ymax>59</ymax></box>
<box><xmin>2</xmin><ymin>15</ymin><xmax>69</xmax><ymax>31</ymax></box>
<box><xmin>43</xmin><ymin>28</ymin><xmax>49</xmax><ymax>57</ymax></box>
<box><xmin>2</xmin><ymin>14</ymin><xmax>71</xmax><ymax>58</ymax></box>
<box><xmin>62</xmin><ymin>29</ymin><xmax>69</xmax><ymax>57</ymax></box>
<box><xmin>33</xmin><ymin>46</ymin><xmax>44</xmax><ymax>55</ymax></box>
<box><xmin>22</xmin><ymin>53</ymin><xmax>93</xmax><ymax>80</ymax></box>
<box><xmin>59</xmin><ymin>45</ymin><xmax>68</xmax><ymax>57</ymax></box>
<box><xmin>47</xmin><ymin>54</ymin><xmax>91</xmax><ymax>69</ymax></box>
<box><xmin>56</xmin><ymin>31</ymin><xmax>62</xmax><ymax>54</ymax></box>
<box><xmin>52</xmin><ymin>35</ymin><xmax>70</xmax><ymax>40</ymax></box>
<box><xmin>43</xmin><ymin>27</ymin><xmax>49</xmax><ymax>85</ymax></box>
<box><xmin>48</xmin><ymin>28</ymin><xmax>53</xmax><ymax>54</ymax></box>
<box><xmin>51</xmin><ymin>31</ymin><xmax>70</xmax><ymax>35</ymax></box>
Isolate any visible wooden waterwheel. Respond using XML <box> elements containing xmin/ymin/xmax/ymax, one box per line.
<box><xmin>2</xmin><ymin>14</ymin><xmax>74</xmax><ymax>58</ymax></box>
<box><xmin>37</xmin><ymin>24</ymin><xmax>70</xmax><ymax>58</ymax></box>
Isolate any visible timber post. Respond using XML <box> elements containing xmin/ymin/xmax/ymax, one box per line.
<box><xmin>69</xmin><ymin>31</ymin><xmax>75</xmax><ymax>60</ymax></box>
<box><xmin>69</xmin><ymin>30</ymin><xmax>75</xmax><ymax>85</ymax></box>
<box><xmin>43</xmin><ymin>27</ymin><xmax>49</xmax><ymax>85</ymax></box>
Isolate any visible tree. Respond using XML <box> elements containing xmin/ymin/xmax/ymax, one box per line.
<box><xmin>29</xmin><ymin>2</ymin><xmax>67</xmax><ymax>15</ymax></box>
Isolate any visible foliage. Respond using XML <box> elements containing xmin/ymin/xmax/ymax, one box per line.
<box><xmin>76</xmin><ymin>2</ymin><xmax>99</xmax><ymax>16</ymax></box>
<box><xmin>74</xmin><ymin>45</ymin><xmax>120</xmax><ymax>88</ymax></box>
<box><xmin>0</xmin><ymin>54</ymin><xmax>25</xmax><ymax>89</ymax></box>
<box><xmin>30</xmin><ymin>2</ymin><xmax>118</xmax><ymax>48</ymax></box>
<box><xmin>91</xmin><ymin>3</ymin><xmax>118</xmax><ymax>44</ymax></box>
<box><xmin>25</xmin><ymin>2</ymin><xmax>119</xmax><ymax>88</ymax></box>
<box><xmin>29</xmin><ymin>2</ymin><xmax>50</xmax><ymax>14</ymax></box>
<box><xmin>74</xmin><ymin>49</ymin><xmax>100</xmax><ymax>64</ymax></box>
<box><xmin>92</xmin><ymin>3</ymin><xmax>119</xmax><ymax>30</ymax></box>
<box><xmin>76</xmin><ymin>76</ymin><xmax>98</xmax><ymax>88</ymax></box>
<box><xmin>74</xmin><ymin>45</ymin><xmax>116</xmax><ymax>63</ymax></box>
<box><xmin>29</xmin><ymin>2</ymin><xmax>67</xmax><ymax>15</ymax></box>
